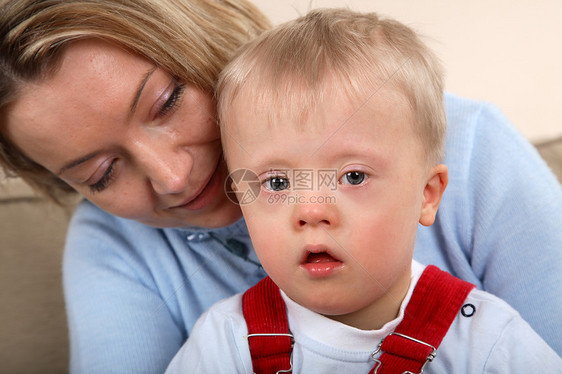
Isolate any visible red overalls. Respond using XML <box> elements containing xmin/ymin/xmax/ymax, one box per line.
<box><xmin>242</xmin><ymin>265</ymin><xmax>475</xmax><ymax>374</ymax></box>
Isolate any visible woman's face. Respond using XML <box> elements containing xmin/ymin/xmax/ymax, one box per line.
<box><xmin>5</xmin><ymin>39</ymin><xmax>241</xmax><ymax>228</ymax></box>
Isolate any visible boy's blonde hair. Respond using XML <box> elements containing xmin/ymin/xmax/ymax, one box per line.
<box><xmin>0</xmin><ymin>0</ymin><xmax>270</xmax><ymax>202</ymax></box>
<box><xmin>218</xmin><ymin>8</ymin><xmax>446</xmax><ymax>166</ymax></box>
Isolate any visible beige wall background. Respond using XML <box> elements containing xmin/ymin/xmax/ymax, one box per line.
<box><xmin>252</xmin><ymin>0</ymin><xmax>562</xmax><ymax>142</ymax></box>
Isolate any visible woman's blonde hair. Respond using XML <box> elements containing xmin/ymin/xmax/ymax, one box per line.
<box><xmin>218</xmin><ymin>8</ymin><xmax>446</xmax><ymax>166</ymax></box>
<box><xmin>0</xmin><ymin>0</ymin><xmax>270</xmax><ymax>202</ymax></box>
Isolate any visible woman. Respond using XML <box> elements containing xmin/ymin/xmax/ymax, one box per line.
<box><xmin>1</xmin><ymin>0</ymin><xmax>561</xmax><ymax>372</ymax></box>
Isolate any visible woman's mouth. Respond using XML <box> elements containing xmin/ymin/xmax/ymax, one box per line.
<box><xmin>170</xmin><ymin>159</ymin><xmax>224</xmax><ymax>211</ymax></box>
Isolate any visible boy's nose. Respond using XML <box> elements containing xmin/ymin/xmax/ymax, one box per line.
<box><xmin>292</xmin><ymin>194</ymin><xmax>338</xmax><ymax>229</ymax></box>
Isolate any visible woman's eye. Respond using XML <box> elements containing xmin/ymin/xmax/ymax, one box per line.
<box><xmin>264</xmin><ymin>177</ymin><xmax>290</xmax><ymax>191</ymax></box>
<box><xmin>340</xmin><ymin>171</ymin><xmax>367</xmax><ymax>186</ymax></box>
<box><xmin>89</xmin><ymin>160</ymin><xmax>117</xmax><ymax>193</ymax></box>
<box><xmin>156</xmin><ymin>81</ymin><xmax>185</xmax><ymax>118</ymax></box>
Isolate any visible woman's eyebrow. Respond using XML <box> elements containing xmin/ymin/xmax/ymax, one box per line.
<box><xmin>130</xmin><ymin>66</ymin><xmax>157</xmax><ymax>114</ymax></box>
<box><xmin>57</xmin><ymin>151</ymin><xmax>99</xmax><ymax>176</ymax></box>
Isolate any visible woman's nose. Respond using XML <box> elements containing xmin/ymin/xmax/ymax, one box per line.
<box><xmin>148</xmin><ymin>155</ymin><xmax>192</xmax><ymax>195</ymax></box>
<box><xmin>133</xmin><ymin>140</ymin><xmax>192</xmax><ymax>195</ymax></box>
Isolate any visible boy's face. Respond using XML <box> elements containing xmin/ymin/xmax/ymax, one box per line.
<box><xmin>222</xmin><ymin>86</ymin><xmax>447</xmax><ymax>329</ymax></box>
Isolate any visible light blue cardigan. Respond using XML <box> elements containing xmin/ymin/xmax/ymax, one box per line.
<box><xmin>63</xmin><ymin>93</ymin><xmax>562</xmax><ymax>373</ymax></box>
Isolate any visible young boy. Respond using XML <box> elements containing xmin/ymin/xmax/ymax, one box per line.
<box><xmin>166</xmin><ymin>8</ymin><xmax>560</xmax><ymax>373</ymax></box>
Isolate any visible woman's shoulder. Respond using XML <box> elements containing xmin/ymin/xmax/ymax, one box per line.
<box><xmin>68</xmin><ymin>199</ymin><xmax>156</xmax><ymax>237</ymax></box>
<box><xmin>443</xmin><ymin>92</ymin><xmax>523</xmax><ymax>145</ymax></box>
<box><xmin>63</xmin><ymin>200</ymin><xmax>190</xmax><ymax>279</ymax></box>
<box><xmin>442</xmin><ymin>92</ymin><xmax>547</xmax><ymax>180</ymax></box>
<box><xmin>66</xmin><ymin>200</ymin><xmax>166</xmax><ymax>257</ymax></box>
<box><xmin>444</xmin><ymin>92</ymin><xmax>504</xmax><ymax>122</ymax></box>
<box><xmin>63</xmin><ymin>200</ymin><xmax>257</xmax><ymax>307</ymax></box>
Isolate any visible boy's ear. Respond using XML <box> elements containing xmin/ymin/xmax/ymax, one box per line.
<box><xmin>419</xmin><ymin>164</ymin><xmax>448</xmax><ymax>227</ymax></box>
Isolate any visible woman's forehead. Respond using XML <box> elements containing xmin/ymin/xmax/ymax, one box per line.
<box><xmin>56</xmin><ymin>39</ymin><xmax>149</xmax><ymax>80</ymax></box>
<box><xmin>4</xmin><ymin>40</ymin><xmax>154</xmax><ymax>170</ymax></box>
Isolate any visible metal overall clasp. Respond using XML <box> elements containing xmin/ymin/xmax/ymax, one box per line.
<box><xmin>370</xmin><ymin>332</ymin><xmax>437</xmax><ymax>374</ymax></box>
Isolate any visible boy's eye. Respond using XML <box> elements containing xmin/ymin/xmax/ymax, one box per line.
<box><xmin>340</xmin><ymin>171</ymin><xmax>366</xmax><ymax>186</ymax></box>
<box><xmin>264</xmin><ymin>177</ymin><xmax>290</xmax><ymax>191</ymax></box>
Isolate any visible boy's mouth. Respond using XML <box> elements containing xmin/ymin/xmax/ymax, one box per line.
<box><xmin>306</xmin><ymin>252</ymin><xmax>339</xmax><ymax>263</ymax></box>
<box><xmin>300</xmin><ymin>245</ymin><xmax>343</xmax><ymax>277</ymax></box>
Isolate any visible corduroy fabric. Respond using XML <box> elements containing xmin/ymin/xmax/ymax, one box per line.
<box><xmin>243</xmin><ymin>277</ymin><xmax>293</xmax><ymax>374</ymax></box>
<box><xmin>370</xmin><ymin>266</ymin><xmax>474</xmax><ymax>374</ymax></box>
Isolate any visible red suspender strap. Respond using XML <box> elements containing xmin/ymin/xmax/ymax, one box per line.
<box><xmin>243</xmin><ymin>267</ymin><xmax>475</xmax><ymax>374</ymax></box>
<box><xmin>369</xmin><ymin>265</ymin><xmax>475</xmax><ymax>374</ymax></box>
<box><xmin>242</xmin><ymin>276</ymin><xmax>293</xmax><ymax>374</ymax></box>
